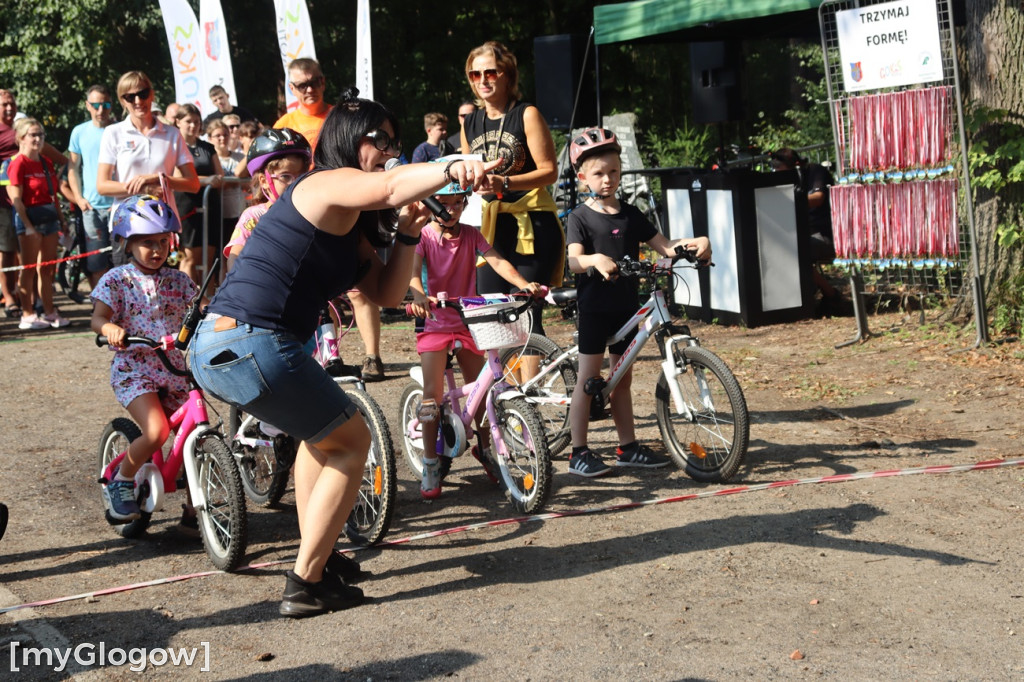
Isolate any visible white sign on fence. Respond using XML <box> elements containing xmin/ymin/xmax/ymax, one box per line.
<box><xmin>836</xmin><ymin>0</ymin><xmax>943</xmax><ymax>93</ymax></box>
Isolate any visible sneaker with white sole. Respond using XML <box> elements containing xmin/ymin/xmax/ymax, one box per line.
<box><xmin>568</xmin><ymin>449</ymin><xmax>612</xmax><ymax>478</ymax></box>
<box><xmin>42</xmin><ymin>312</ymin><xmax>70</xmax><ymax>328</ymax></box>
<box><xmin>103</xmin><ymin>478</ymin><xmax>141</xmax><ymax>522</ymax></box>
<box><xmin>421</xmin><ymin>457</ymin><xmax>441</xmax><ymax>499</ymax></box>
<box><xmin>615</xmin><ymin>443</ymin><xmax>672</xmax><ymax>468</ymax></box>
<box><xmin>18</xmin><ymin>315</ymin><xmax>50</xmax><ymax>330</ymax></box>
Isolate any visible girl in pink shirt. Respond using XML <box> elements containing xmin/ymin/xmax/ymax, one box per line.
<box><xmin>407</xmin><ymin>176</ymin><xmax>541</xmax><ymax>499</ymax></box>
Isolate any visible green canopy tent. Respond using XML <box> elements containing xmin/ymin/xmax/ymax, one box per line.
<box><xmin>592</xmin><ymin>0</ymin><xmax>823</xmax><ymax>46</ymax></box>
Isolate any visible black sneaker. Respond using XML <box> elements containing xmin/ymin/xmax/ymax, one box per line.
<box><xmin>176</xmin><ymin>505</ymin><xmax>200</xmax><ymax>538</ymax></box>
<box><xmin>568</xmin><ymin>450</ymin><xmax>612</xmax><ymax>478</ymax></box>
<box><xmin>325</xmin><ymin>550</ymin><xmax>370</xmax><ymax>584</ymax></box>
<box><xmin>615</xmin><ymin>443</ymin><xmax>672</xmax><ymax>468</ymax></box>
<box><xmin>280</xmin><ymin>570</ymin><xmax>364</xmax><ymax>618</ymax></box>
<box><xmin>360</xmin><ymin>355</ymin><xmax>385</xmax><ymax>382</ymax></box>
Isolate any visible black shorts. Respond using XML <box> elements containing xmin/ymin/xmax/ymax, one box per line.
<box><xmin>577</xmin><ymin>308</ymin><xmax>637</xmax><ymax>356</ymax></box>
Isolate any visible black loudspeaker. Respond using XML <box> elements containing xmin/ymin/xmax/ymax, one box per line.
<box><xmin>690</xmin><ymin>41</ymin><xmax>744</xmax><ymax>124</ymax></box>
<box><xmin>533</xmin><ymin>34</ymin><xmax>596</xmax><ymax>131</ymax></box>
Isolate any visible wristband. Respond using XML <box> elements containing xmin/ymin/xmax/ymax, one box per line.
<box><xmin>443</xmin><ymin>160</ymin><xmax>459</xmax><ymax>184</ymax></box>
<box><xmin>502</xmin><ymin>175</ymin><xmax>510</xmax><ymax>192</ymax></box>
<box><xmin>395</xmin><ymin>231</ymin><xmax>421</xmax><ymax>246</ymax></box>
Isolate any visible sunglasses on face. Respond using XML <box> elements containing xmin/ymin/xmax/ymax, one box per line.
<box><xmin>121</xmin><ymin>88</ymin><xmax>151</xmax><ymax>103</ymax></box>
<box><xmin>227</xmin><ymin>124</ymin><xmax>240</xmax><ymax>130</ymax></box>
<box><xmin>290</xmin><ymin>78</ymin><xmax>322</xmax><ymax>92</ymax></box>
<box><xmin>363</xmin><ymin>129</ymin><xmax>402</xmax><ymax>155</ymax></box>
<box><xmin>468</xmin><ymin>69</ymin><xmax>500</xmax><ymax>83</ymax></box>
<box><xmin>88</xmin><ymin>101</ymin><xmax>112</xmax><ymax>110</ymax></box>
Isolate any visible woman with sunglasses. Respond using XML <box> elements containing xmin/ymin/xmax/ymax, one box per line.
<box><xmin>97</xmin><ymin>71</ymin><xmax>199</xmax><ymax>247</ymax></box>
<box><xmin>189</xmin><ymin>88</ymin><xmax>501</xmax><ymax>618</ymax></box>
<box><xmin>460</xmin><ymin>41</ymin><xmax>565</xmax><ymax>336</ymax></box>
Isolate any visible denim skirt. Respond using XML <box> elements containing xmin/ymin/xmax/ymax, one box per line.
<box><xmin>190</xmin><ymin>315</ymin><xmax>358</xmax><ymax>444</ymax></box>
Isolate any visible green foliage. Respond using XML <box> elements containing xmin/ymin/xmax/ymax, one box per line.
<box><xmin>645</xmin><ymin>122</ymin><xmax>717</xmax><ymax>169</ymax></box>
<box><xmin>747</xmin><ymin>42</ymin><xmax>833</xmax><ymax>153</ymax></box>
<box><xmin>966</xmin><ymin>107</ymin><xmax>1024</xmax><ymax>248</ymax></box>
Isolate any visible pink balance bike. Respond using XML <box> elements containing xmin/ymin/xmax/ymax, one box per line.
<box><xmin>96</xmin><ymin>333</ymin><xmax>248</xmax><ymax>571</ymax></box>
<box><xmin>399</xmin><ymin>292</ymin><xmax>554</xmax><ymax>514</ymax></box>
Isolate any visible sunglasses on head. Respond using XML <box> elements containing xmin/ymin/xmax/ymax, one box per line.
<box><xmin>363</xmin><ymin>129</ymin><xmax>402</xmax><ymax>155</ymax></box>
<box><xmin>290</xmin><ymin>78</ymin><xmax>322</xmax><ymax>91</ymax></box>
<box><xmin>468</xmin><ymin>69</ymin><xmax>500</xmax><ymax>83</ymax></box>
<box><xmin>121</xmin><ymin>88</ymin><xmax>151</xmax><ymax>103</ymax></box>
<box><xmin>88</xmin><ymin>101</ymin><xmax>112</xmax><ymax>111</ymax></box>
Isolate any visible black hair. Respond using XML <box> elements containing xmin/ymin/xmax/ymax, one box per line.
<box><xmin>313</xmin><ymin>86</ymin><xmax>401</xmax><ymax>247</ymax></box>
<box><xmin>313</xmin><ymin>86</ymin><xmax>401</xmax><ymax>170</ymax></box>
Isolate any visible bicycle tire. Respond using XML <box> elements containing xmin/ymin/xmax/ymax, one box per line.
<box><xmin>97</xmin><ymin>418</ymin><xmax>151</xmax><ymax>538</ymax></box>
<box><xmin>398</xmin><ymin>382</ymin><xmax>452</xmax><ymax>482</ymax></box>
<box><xmin>193</xmin><ymin>434</ymin><xmax>248</xmax><ymax>571</ymax></box>
<box><xmin>0</xmin><ymin>503</ymin><xmax>8</xmax><ymax>542</ymax></box>
<box><xmin>228</xmin><ymin>405</ymin><xmax>293</xmax><ymax>508</ymax></box>
<box><xmin>491</xmin><ymin>397</ymin><xmax>553</xmax><ymax>514</ymax></box>
<box><xmin>498</xmin><ymin>333</ymin><xmax>577</xmax><ymax>457</ymax></box>
<box><xmin>343</xmin><ymin>388</ymin><xmax>397</xmax><ymax>546</ymax></box>
<box><xmin>56</xmin><ymin>217</ymin><xmax>88</xmax><ymax>304</ymax></box>
<box><xmin>654</xmin><ymin>345</ymin><xmax>749</xmax><ymax>483</ymax></box>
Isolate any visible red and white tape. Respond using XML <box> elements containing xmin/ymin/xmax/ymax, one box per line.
<box><xmin>1</xmin><ymin>455</ymin><xmax>1021</xmax><ymax>615</ymax></box>
<box><xmin>0</xmin><ymin>246</ymin><xmax>112</xmax><ymax>273</ymax></box>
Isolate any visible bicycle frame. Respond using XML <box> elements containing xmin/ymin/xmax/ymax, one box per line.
<box><xmin>100</xmin><ymin>338</ymin><xmax>220</xmax><ymax>512</ymax></box>
<box><xmin>519</xmin><ymin>258</ymin><xmax>701</xmax><ymax>417</ymax></box>
<box><xmin>408</xmin><ymin>345</ymin><xmax>525</xmax><ymax>461</ymax></box>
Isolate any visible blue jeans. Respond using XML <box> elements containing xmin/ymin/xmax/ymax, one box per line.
<box><xmin>82</xmin><ymin>207</ymin><xmax>113</xmax><ymax>273</ymax></box>
<box><xmin>190</xmin><ymin>316</ymin><xmax>357</xmax><ymax>444</ymax></box>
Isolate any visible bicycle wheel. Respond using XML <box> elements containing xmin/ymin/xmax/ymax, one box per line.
<box><xmin>398</xmin><ymin>382</ymin><xmax>454</xmax><ymax>482</ymax></box>
<box><xmin>192</xmin><ymin>434</ymin><xmax>248</xmax><ymax>571</ymax></box>
<box><xmin>498</xmin><ymin>334</ymin><xmax>576</xmax><ymax>456</ymax></box>
<box><xmin>398</xmin><ymin>382</ymin><xmax>426</xmax><ymax>476</ymax></box>
<box><xmin>654</xmin><ymin>345</ymin><xmax>749</xmax><ymax>483</ymax></box>
<box><xmin>491</xmin><ymin>397</ymin><xmax>553</xmax><ymax>514</ymax></box>
<box><xmin>343</xmin><ymin>388</ymin><xmax>397</xmax><ymax>546</ymax></box>
<box><xmin>56</xmin><ymin>218</ymin><xmax>87</xmax><ymax>304</ymax></box>
<box><xmin>0</xmin><ymin>503</ymin><xmax>8</xmax><ymax>542</ymax></box>
<box><xmin>228</xmin><ymin>406</ymin><xmax>293</xmax><ymax>508</ymax></box>
<box><xmin>97</xmin><ymin>418</ymin><xmax>151</xmax><ymax>538</ymax></box>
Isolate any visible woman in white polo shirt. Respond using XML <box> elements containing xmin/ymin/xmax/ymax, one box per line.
<box><xmin>96</xmin><ymin>71</ymin><xmax>199</xmax><ymax>253</ymax></box>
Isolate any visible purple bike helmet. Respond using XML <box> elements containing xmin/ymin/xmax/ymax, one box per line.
<box><xmin>111</xmin><ymin>195</ymin><xmax>181</xmax><ymax>242</ymax></box>
<box><xmin>246</xmin><ymin>127</ymin><xmax>311</xmax><ymax>176</ymax></box>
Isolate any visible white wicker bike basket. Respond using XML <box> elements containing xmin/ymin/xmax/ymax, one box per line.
<box><xmin>460</xmin><ymin>300</ymin><xmax>532</xmax><ymax>351</ymax></box>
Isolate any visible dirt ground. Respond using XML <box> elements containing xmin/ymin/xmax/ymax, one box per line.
<box><xmin>1</xmin><ymin>289</ymin><xmax>1023</xmax><ymax>681</ymax></box>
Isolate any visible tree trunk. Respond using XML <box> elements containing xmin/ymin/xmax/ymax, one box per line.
<box><xmin>963</xmin><ymin>1</ymin><xmax>1024</xmax><ymax>318</ymax></box>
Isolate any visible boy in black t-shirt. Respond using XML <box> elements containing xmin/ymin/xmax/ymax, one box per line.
<box><xmin>565</xmin><ymin>128</ymin><xmax>711</xmax><ymax>477</ymax></box>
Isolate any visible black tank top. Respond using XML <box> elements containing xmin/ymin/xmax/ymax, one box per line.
<box><xmin>210</xmin><ymin>173</ymin><xmax>364</xmax><ymax>341</ymax></box>
<box><xmin>464</xmin><ymin>100</ymin><xmax>537</xmax><ymax>202</ymax></box>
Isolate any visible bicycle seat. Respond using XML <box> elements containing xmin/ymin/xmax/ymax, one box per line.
<box><xmin>548</xmin><ymin>287</ymin><xmax>577</xmax><ymax>305</ymax></box>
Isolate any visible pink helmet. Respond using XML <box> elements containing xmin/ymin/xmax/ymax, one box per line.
<box><xmin>111</xmin><ymin>195</ymin><xmax>181</xmax><ymax>241</ymax></box>
<box><xmin>569</xmin><ymin>127</ymin><xmax>621</xmax><ymax>168</ymax></box>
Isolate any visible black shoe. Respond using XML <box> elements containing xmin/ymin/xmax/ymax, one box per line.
<box><xmin>325</xmin><ymin>550</ymin><xmax>370</xmax><ymax>584</ymax></box>
<box><xmin>280</xmin><ymin>570</ymin><xmax>364</xmax><ymax>618</ymax></box>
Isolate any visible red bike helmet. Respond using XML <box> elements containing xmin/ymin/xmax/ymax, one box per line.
<box><xmin>569</xmin><ymin>127</ymin><xmax>621</xmax><ymax>169</ymax></box>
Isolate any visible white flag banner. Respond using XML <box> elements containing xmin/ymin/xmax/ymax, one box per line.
<box><xmin>356</xmin><ymin>0</ymin><xmax>373</xmax><ymax>101</ymax></box>
<box><xmin>158</xmin><ymin>0</ymin><xmax>208</xmax><ymax>112</ymax></box>
<box><xmin>199</xmin><ymin>0</ymin><xmax>238</xmax><ymax>117</ymax></box>
<box><xmin>275</xmin><ymin>0</ymin><xmax>317</xmax><ymax>112</ymax></box>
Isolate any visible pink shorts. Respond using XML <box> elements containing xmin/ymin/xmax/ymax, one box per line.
<box><xmin>416</xmin><ymin>329</ymin><xmax>482</xmax><ymax>355</ymax></box>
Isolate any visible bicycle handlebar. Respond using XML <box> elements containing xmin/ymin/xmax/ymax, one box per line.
<box><xmin>586</xmin><ymin>246</ymin><xmax>711</xmax><ymax>281</ymax></box>
<box><xmin>96</xmin><ymin>334</ymin><xmax>190</xmax><ymax>378</ymax></box>
<box><xmin>404</xmin><ymin>288</ymin><xmax>548</xmax><ymax>319</ymax></box>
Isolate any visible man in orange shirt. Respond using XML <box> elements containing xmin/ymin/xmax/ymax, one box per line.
<box><xmin>274</xmin><ymin>58</ymin><xmax>332</xmax><ymax>151</ymax></box>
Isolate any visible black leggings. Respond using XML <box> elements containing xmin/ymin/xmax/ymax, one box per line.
<box><xmin>476</xmin><ymin>210</ymin><xmax>563</xmax><ymax>336</ymax></box>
